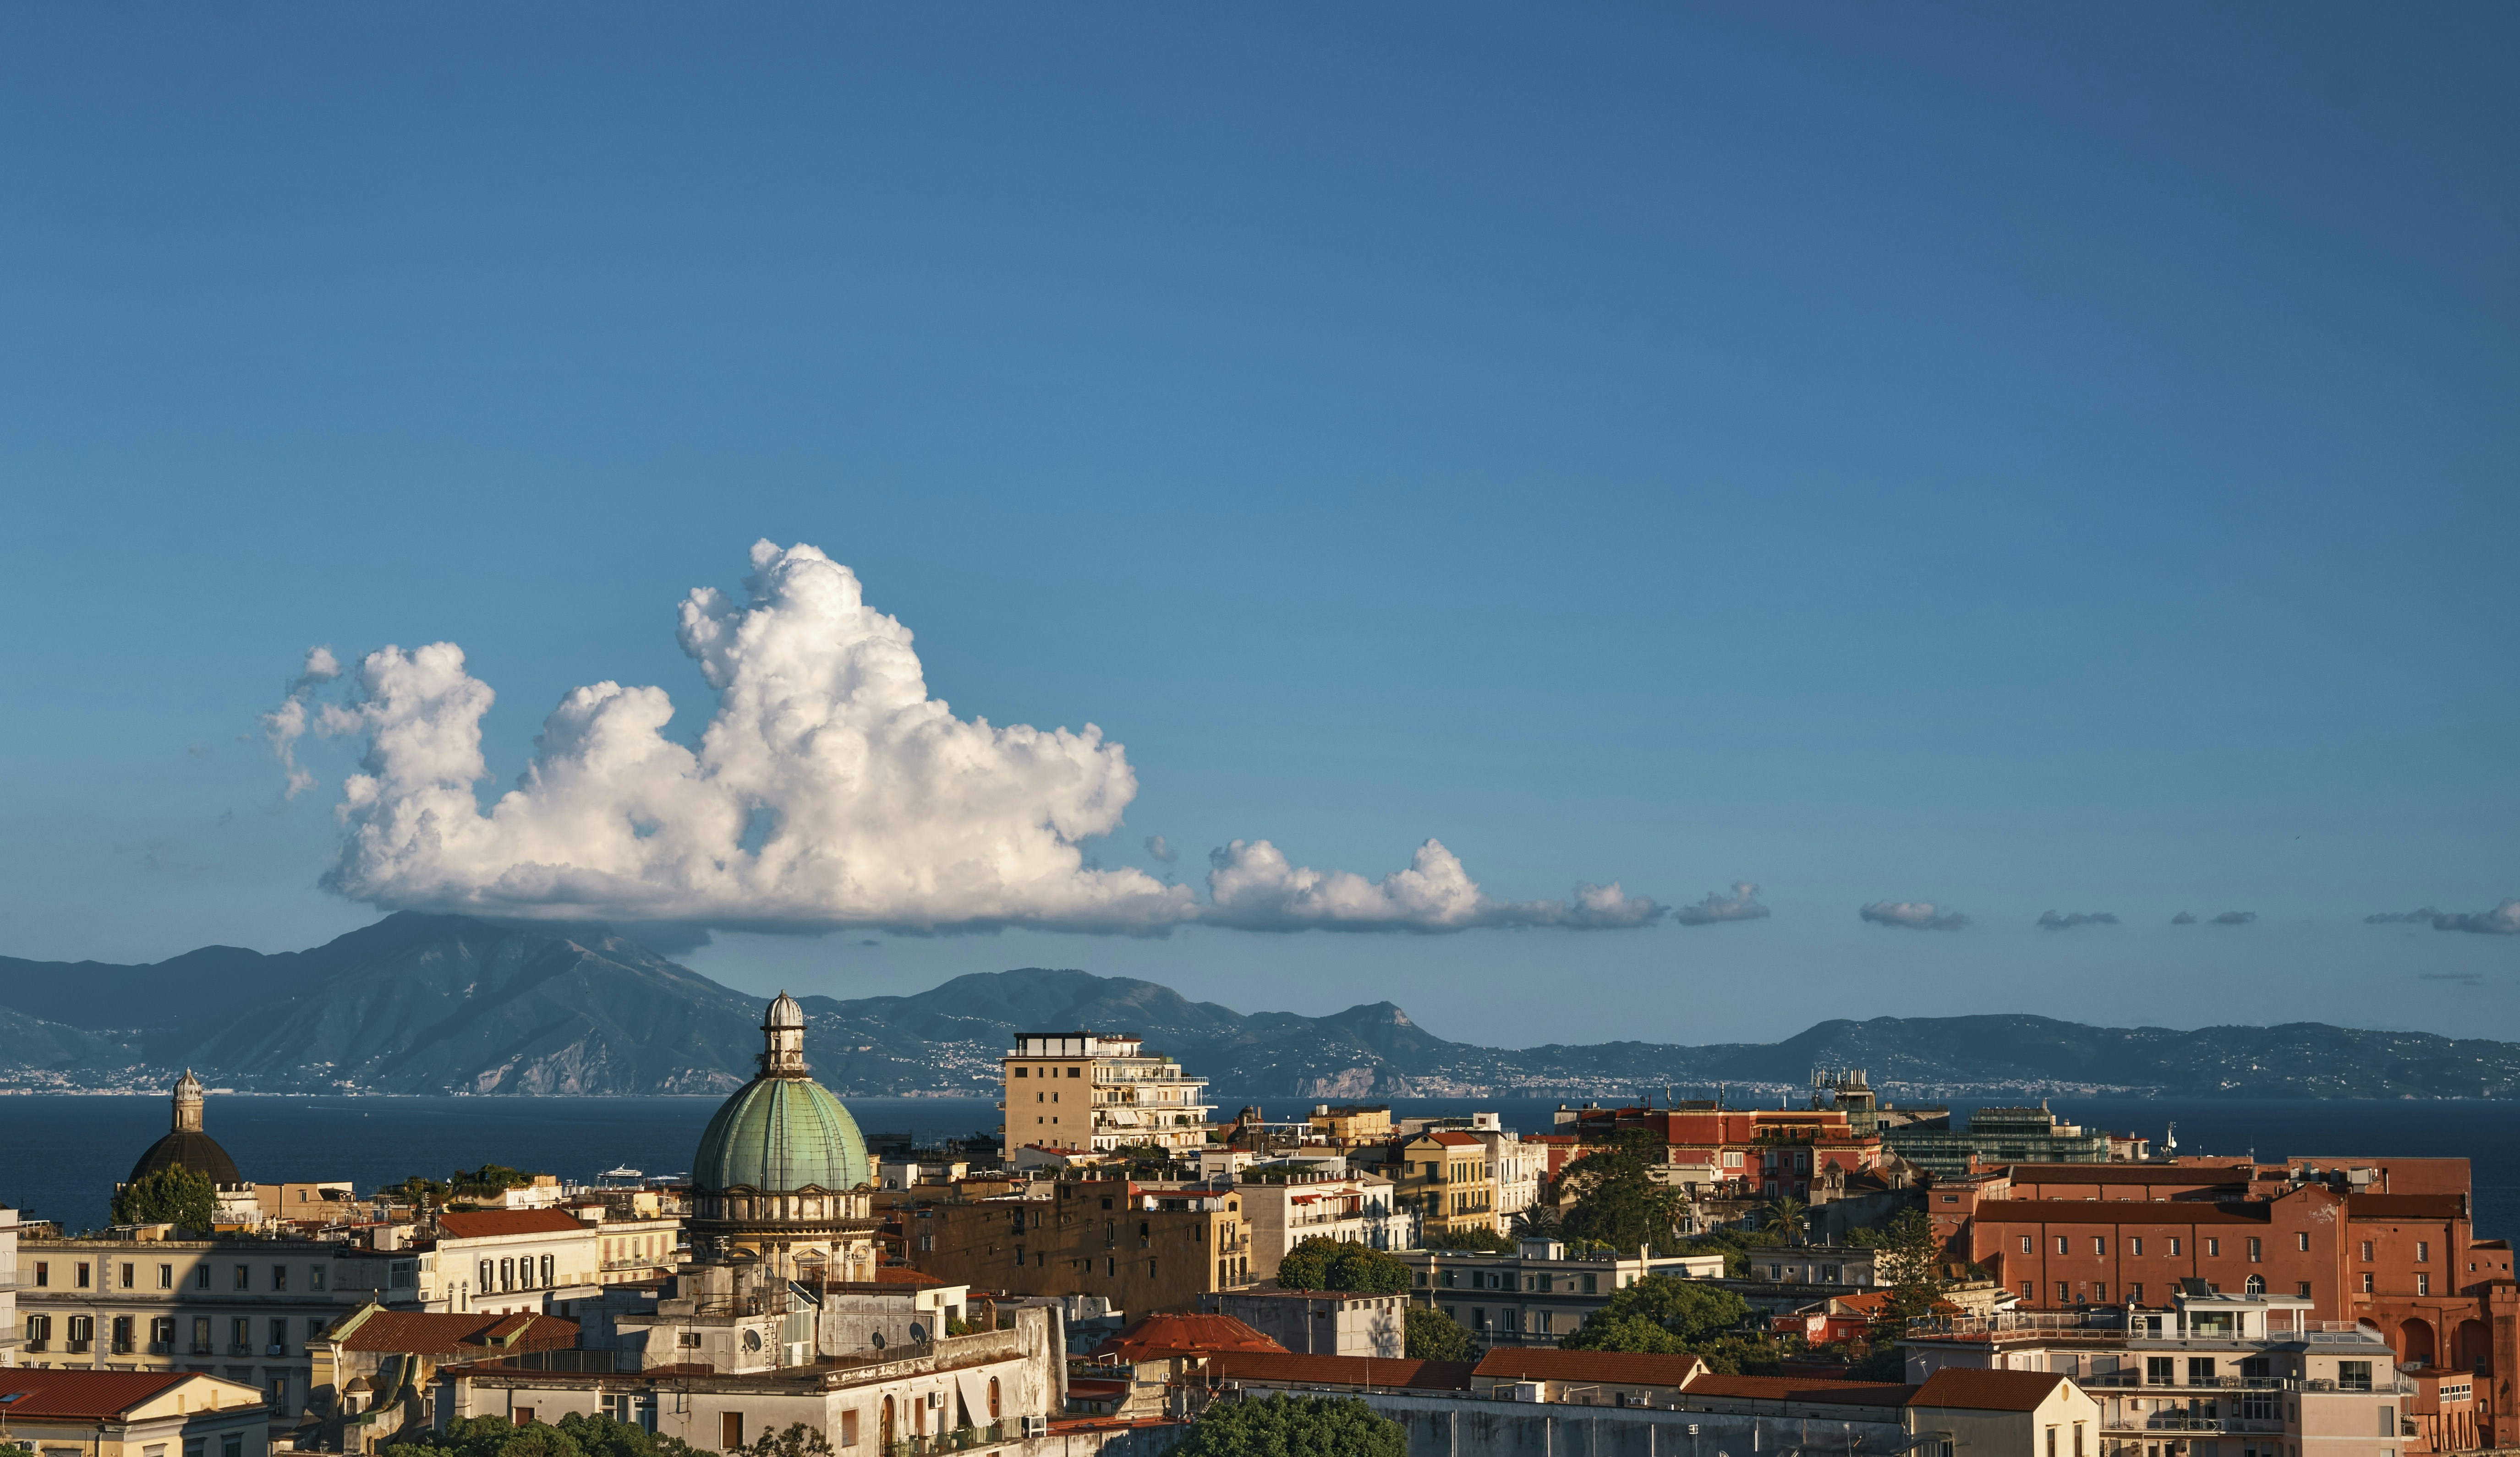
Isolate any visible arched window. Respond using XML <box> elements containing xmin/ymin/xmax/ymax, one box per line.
<box><xmin>988</xmin><ymin>1377</ymin><xmax>1001</xmax><ymax>1419</ymax></box>
<box><xmin>2245</xmin><ymin>1275</ymin><xmax>2265</xmax><ymax>1296</ymax></box>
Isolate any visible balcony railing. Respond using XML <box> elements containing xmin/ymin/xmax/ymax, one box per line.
<box><xmin>68</xmin><ymin>1338</ymin><xmax>92</xmax><ymax>1354</ymax></box>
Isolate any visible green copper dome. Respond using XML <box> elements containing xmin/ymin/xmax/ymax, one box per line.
<box><xmin>692</xmin><ymin>1074</ymin><xmax>870</xmax><ymax>1195</ymax></box>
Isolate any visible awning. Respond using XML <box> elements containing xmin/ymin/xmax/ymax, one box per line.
<box><xmin>953</xmin><ymin>1366</ymin><xmax>995</xmax><ymax>1428</ymax></box>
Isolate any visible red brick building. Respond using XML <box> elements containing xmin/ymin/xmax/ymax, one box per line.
<box><xmin>1551</xmin><ymin>1103</ymin><xmax>1887</xmax><ymax>1201</ymax></box>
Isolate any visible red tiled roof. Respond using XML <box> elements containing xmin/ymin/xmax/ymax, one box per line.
<box><xmin>1969</xmin><ymin>1200</ymin><xmax>2271</xmax><ymax>1226</ymax></box>
<box><xmin>1683</xmin><ymin>1375</ymin><xmax>1917</xmax><ymax>1407</ymax></box>
<box><xmin>437</xmin><ymin>1208</ymin><xmax>593</xmax><ymax>1239</ymax></box>
<box><xmin>1207</xmin><ymin>1352</ymin><xmax>1473</xmax><ymax>1391</ymax></box>
<box><xmin>1091</xmin><ymin>1314</ymin><xmax>1286</xmax><ymax>1361</ymax></box>
<box><xmin>333</xmin><ymin>1310</ymin><xmax>580</xmax><ymax>1354</ymax></box>
<box><xmin>0</xmin><ymin>1371</ymin><xmax>247</xmax><ymax>1422</ymax></box>
<box><xmin>876</xmin><ymin>1267</ymin><xmax>949</xmax><ymax>1287</ymax></box>
<box><xmin>1473</xmin><ymin>1349</ymin><xmax>1704</xmax><ymax>1387</ymax></box>
<box><xmin>1907</xmin><ymin>1368</ymin><xmax>2066</xmax><ymax>1412</ymax></box>
<box><xmin>1423</xmin><ymin>1131</ymin><xmax>1482</xmax><ymax>1146</ymax></box>
<box><xmin>2347</xmin><ymin>1195</ymin><xmax>2466</xmax><ymax>1222</ymax></box>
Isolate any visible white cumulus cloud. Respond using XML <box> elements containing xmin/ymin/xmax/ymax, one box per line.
<box><xmin>1673</xmin><ymin>883</ymin><xmax>1770</xmax><ymax>927</ymax></box>
<box><xmin>260</xmin><ymin>646</ymin><xmax>341</xmax><ymax>798</ymax></box>
<box><xmin>279</xmin><ymin>540</ymin><xmax>1660</xmax><ymax>937</ymax></box>
<box><xmin>1860</xmin><ymin>900</ymin><xmax>1970</xmax><ymax>931</ymax></box>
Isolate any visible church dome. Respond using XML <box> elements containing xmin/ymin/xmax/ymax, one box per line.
<box><xmin>128</xmin><ymin>1129</ymin><xmax>242</xmax><ymax>1186</ymax></box>
<box><xmin>128</xmin><ymin>1069</ymin><xmax>241</xmax><ymax>1186</ymax></box>
<box><xmin>765</xmin><ymin>991</ymin><xmax>806</xmax><ymax>1030</ymax></box>
<box><xmin>691</xmin><ymin>1075</ymin><xmax>870</xmax><ymax>1195</ymax></box>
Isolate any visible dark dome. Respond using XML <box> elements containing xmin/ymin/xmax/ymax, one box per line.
<box><xmin>128</xmin><ymin>1130</ymin><xmax>241</xmax><ymax>1187</ymax></box>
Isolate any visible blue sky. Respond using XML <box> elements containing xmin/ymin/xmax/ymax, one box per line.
<box><xmin>1</xmin><ymin>5</ymin><xmax>2513</xmax><ymax>1046</ymax></box>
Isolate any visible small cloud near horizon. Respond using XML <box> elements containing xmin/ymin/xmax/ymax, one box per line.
<box><xmin>2170</xmin><ymin>911</ymin><xmax>2197</xmax><ymax>925</ymax></box>
<box><xmin>2037</xmin><ymin>910</ymin><xmax>2119</xmax><ymax>931</ymax></box>
<box><xmin>2367</xmin><ymin>900</ymin><xmax>2520</xmax><ymax>936</ymax></box>
<box><xmin>1674</xmin><ymin>883</ymin><xmax>1770</xmax><ymax>927</ymax></box>
<box><xmin>1861</xmin><ymin>900</ymin><xmax>1969</xmax><ymax>932</ymax></box>
<box><xmin>2211</xmin><ymin>911</ymin><xmax>2257</xmax><ymax>926</ymax></box>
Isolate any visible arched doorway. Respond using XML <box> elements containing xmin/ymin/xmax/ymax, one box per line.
<box><xmin>880</xmin><ymin>1397</ymin><xmax>893</xmax><ymax>1449</ymax></box>
<box><xmin>2458</xmin><ymin>1319</ymin><xmax>2492</xmax><ymax>1373</ymax></box>
<box><xmin>2400</xmin><ymin>1317</ymin><xmax>2438</xmax><ymax>1368</ymax></box>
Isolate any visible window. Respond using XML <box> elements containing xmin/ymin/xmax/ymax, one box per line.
<box><xmin>311</xmin><ymin>1265</ymin><xmax>326</xmax><ymax>1291</ymax></box>
<box><xmin>1582</xmin><ymin>1274</ymin><xmax>1597</xmax><ymax>1294</ymax></box>
<box><xmin>222</xmin><ymin>1435</ymin><xmax>242</xmax><ymax>1457</ymax></box>
<box><xmin>158</xmin><ymin>1263</ymin><xmax>174</xmax><ymax>1288</ymax></box>
<box><xmin>2206</xmin><ymin>1239</ymin><xmax>2220</xmax><ymax>1258</ymax></box>
<box><xmin>2418</xmin><ymin>1274</ymin><xmax>2431</xmax><ymax>1296</ymax></box>
<box><xmin>2297</xmin><ymin>1233</ymin><xmax>2310</xmax><ymax>1253</ymax></box>
<box><xmin>1067</xmin><ymin>1067</ymin><xmax>1080</xmax><ymax>1078</ymax></box>
<box><xmin>2094</xmin><ymin>1237</ymin><xmax>2107</xmax><ymax>1255</ymax></box>
<box><xmin>121</xmin><ymin>1263</ymin><xmax>136</xmax><ymax>1287</ymax></box>
<box><xmin>2189</xmin><ymin>1358</ymin><xmax>2218</xmax><ymax>1386</ymax></box>
<box><xmin>721</xmin><ymin>1415</ymin><xmax>744</xmax><ymax>1449</ymax></box>
<box><xmin>1014</xmin><ymin>1066</ymin><xmax>1027</xmax><ymax>1077</ymax></box>
<box><xmin>30</xmin><ymin>1261</ymin><xmax>44</xmax><ymax>1288</ymax></box>
<box><xmin>308</xmin><ymin>1317</ymin><xmax>329</xmax><ymax>1342</ymax></box>
<box><xmin>2245</xmin><ymin>1275</ymin><xmax>2264</xmax><ymax>1295</ymax></box>
<box><xmin>2046</xmin><ymin>1427</ymin><xmax>2057</xmax><ymax>1457</ymax></box>
<box><xmin>2057</xmin><ymin>1236</ymin><xmax>2070</xmax><ymax>1255</ymax></box>
<box><xmin>76</xmin><ymin>1262</ymin><xmax>91</xmax><ymax>1288</ymax></box>
<box><xmin>2057</xmin><ymin>1282</ymin><xmax>2070</xmax><ymax>1303</ymax></box>
<box><xmin>272</xmin><ymin>1264</ymin><xmax>288</xmax><ymax>1292</ymax></box>
<box><xmin>2417</xmin><ymin>1242</ymin><xmax>2431</xmax><ymax>1263</ymax></box>
<box><xmin>2297</xmin><ymin>1282</ymin><xmax>2312</xmax><ymax>1298</ymax></box>
<box><xmin>2130</xmin><ymin>1283</ymin><xmax>2143</xmax><ymax>1304</ymax></box>
<box><xmin>2022</xmin><ymin>1236</ymin><xmax>2035</xmax><ymax>1255</ymax></box>
<box><xmin>152</xmin><ymin>1317</ymin><xmax>176</xmax><ymax>1345</ymax></box>
<box><xmin>2131</xmin><ymin>1238</ymin><xmax>2144</xmax><ymax>1256</ymax></box>
<box><xmin>271</xmin><ymin>1317</ymin><xmax>290</xmax><ymax>1353</ymax></box>
<box><xmin>2247</xmin><ymin>1238</ymin><xmax>2262</xmax><ymax>1263</ymax></box>
<box><xmin>2021</xmin><ymin>1281</ymin><xmax>2034</xmax><ymax>1299</ymax></box>
<box><xmin>232</xmin><ymin>1317</ymin><xmax>250</xmax><ymax>1352</ymax></box>
<box><xmin>2168</xmin><ymin>1238</ymin><xmax>2182</xmax><ymax>1256</ymax></box>
<box><xmin>192</xmin><ymin>1317</ymin><xmax>211</xmax><ymax>1353</ymax></box>
<box><xmin>2361</xmin><ymin>1272</ymin><xmax>2375</xmax><ymax>1294</ymax></box>
<box><xmin>2361</xmin><ymin>1240</ymin><xmax>2375</xmax><ymax>1261</ymax></box>
<box><xmin>541</xmin><ymin>1254</ymin><xmax>554</xmax><ymax>1286</ymax></box>
<box><xmin>2095</xmin><ymin>1282</ymin><xmax>2108</xmax><ymax>1300</ymax></box>
<box><xmin>233</xmin><ymin>1264</ymin><xmax>249</xmax><ymax>1290</ymax></box>
<box><xmin>2339</xmin><ymin>1361</ymin><xmax>2372</xmax><ymax>1392</ymax></box>
<box><xmin>195</xmin><ymin>1265</ymin><xmax>211</xmax><ymax>1289</ymax></box>
<box><xmin>2381</xmin><ymin>1406</ymin><xmax>2397</xmax><ymax>1438</ymax></box>
<box><xmin>839</xmin><ymin>1412</ymin><xmax>859</xmax><ymax>1448</ymax></box>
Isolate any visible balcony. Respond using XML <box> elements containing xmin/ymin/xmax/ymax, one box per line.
<box><xmin>68</xmin><ymin>1338</ymin><xmax>92</xmax><ymax>1354</ymax></box>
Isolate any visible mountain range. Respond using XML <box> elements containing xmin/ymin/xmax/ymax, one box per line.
<box><xmin>3</xmin><ymin>912</ymin><xmax>2515</xmax><ymax>1102</ymax></box>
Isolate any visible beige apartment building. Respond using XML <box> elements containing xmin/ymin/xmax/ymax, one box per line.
<box><xmin>999</xmin><ymin>1031</ymin><xmax>1212</xmax><ymax>1157</ymax></box>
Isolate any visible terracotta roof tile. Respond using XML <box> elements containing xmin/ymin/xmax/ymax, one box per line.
<box><xmin>1970</xmin><ymin>1200</ymin><xmax>2272</xmax><ymax>1227</ymax></box>
<box><xmin>0</xmin><ymin>1371</ymin><xmax>244</xmax><ymax>1422</ymax></box>
<box><xmin>876</xmin><ymin>1267</ymin><xmax>949</xmax><ymax>1287</ymax></box>
<box><xmin>332</xmin><ymin>1310</ymin><xmax>579</xmax><ymax>1354</ymax></box>
<box><xmin>1207</xmin><ymin>1352</ymin><xmax>1472</xmax><ymax>1391</ymax></box>
<box><xmin>1682</xmin><ymin>1375</ymin><xmax>1916</xmax><ymax>1407</ymax></box>
<box><xmin>1907</xmin><ymin>1368</ymin><xmax>2066</xmax><ymax>1412</ymax></box>
<box><xmin>1090</xmin><ymin>1314</ymin><xmax>1286</xmax><ymax>1361</ymax></box>
<box><xmin>436</xmin><ymin>1209</ymin><xmax>595</xmax><ymax>1239</ymax></box>
<box><xmin>1473</xmin><ymin>1349</ymin><xmax>1704</xmax><ymax>1386</ymax></box>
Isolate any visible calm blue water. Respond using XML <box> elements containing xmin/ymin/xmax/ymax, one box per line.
<box><xmin>5</xmin><ymin>1092</ymin><xmax>2512</xmax><ymax>1243</ymax></box>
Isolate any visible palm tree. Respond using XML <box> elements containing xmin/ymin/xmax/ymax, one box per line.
<box><xmin>1764</xmin><ymin>1195</ymin><xmax>1808</xmax><ymax>1246</ymax></box>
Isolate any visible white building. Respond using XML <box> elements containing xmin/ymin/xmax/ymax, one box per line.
<box><xmin>422</xmin><ymin>1209</ymin><xmax>602</xmax><ymax>1315</ymax></box>
<box><xmin>1234</xmin><ymin>1160</ymin><xmax>1415</xmax><ymax>1282</ymax></box>
<box><xmin>1404</xmin><ymin>1239</ymin><xmax>1726</xmax><ymax>1347</ymax></box>
<box><xmin>1000</xmin><ymin>1031</ymin><xmax>1212</xmax><ymax>1157</ymax></box>
<box><xmin>1468</xmin><ymin>1113</ymin><xmax>1542</xmax><ymax>1225</ymax></box>
<box><xmin>1</xmin><ymin>1203</ymin><xmax>17</xmax><ymax>1369</ymax></box>
<box><xmin>1903</xmin><ymin>1286</ymin><xmax>2413</xmax><ymax>1457</ymax></box>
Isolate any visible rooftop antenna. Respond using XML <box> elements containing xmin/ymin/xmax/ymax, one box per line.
<box><xmin>2164</xmin><ymin>1121</ymin><xmax>2178</xmax><ymax>1155</ymax></box>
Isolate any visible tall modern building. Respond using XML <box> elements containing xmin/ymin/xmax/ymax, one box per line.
<box><xmin>999</xmin><ymin>1032</ymin><xmax>1213</xmax><ymax>1157</ymax></box>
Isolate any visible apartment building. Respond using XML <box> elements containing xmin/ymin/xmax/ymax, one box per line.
<box><xmin>998</xmin><ymin>1031</ymin><xmax>1213</xmax><ymax>1157</ymax></box>
<box><xmin>1550</xmin><ymin>1101</ymin><xmax>1889</xmax><ymax>1203</ymax></box>
<box><xmin>1235</xmin><ymin>1161</ymin><xmax>1413</xmax><ymax>1282</ymax></box>
<box><xmin>14</xmin><ymin>1234</ymin><xmax>399</xmax><ymax>1426</ymax></box>
<box><xmin>1307</xmin><ymin>1105</ymin><xmax>1393</xmax><ymax>1150</ymax></box>
<box><xmin>1401</xmin><ymin>1239</ymin><xmax>1725</xmax><ymax>1347</ymax></box>
<box><xmin>1372</xmin><ymin>1130</ymin><xmax>1499</xmax><ymax>1241</ymax></box>
<box><xmin>3</xmin><ymin>1203</ymin><xmax>18</xmax><ymax>1370</ymax></box>
<box><xmin>904</xmin><ymin>1175</ymin><xmax>1256</xmax><ymax>1313</ymax></box>
<box><xmin>420</xmin><ymin>1209</ymin><xmax>603</xmax><ymax>1315</ymax></box>
<box><xmin>1904</xmin><ymin>1287</ymin><xmax>2413</xmax><ymax>1457</ymax></box>
<box><xmin>1467</xmin><ymin>1113</ymin><xmax>1542</xmax><ymax>1227</ymax></box>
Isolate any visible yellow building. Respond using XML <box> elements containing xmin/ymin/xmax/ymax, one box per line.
<box><xmin>1380</xmin><ymin>1130</ymin><xmax>1499</xmax><ymax>1240</ymax></box>
<box><xmin>1306</xmin><ymin>1104</ymin><xmax>1393</xmax><ymax>1149</ymax></box>
<box><xmin>999</xmin><ymin>1032</ymin><xmax>1213</xmax><ymax>1157</ymax></box>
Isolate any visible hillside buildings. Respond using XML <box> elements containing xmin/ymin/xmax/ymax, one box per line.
<box><xmin>998</xmin><ymin>1031</ymin><xmax>1214</xmax><ymax>1160</ymax></box>
<box><xmin>1233</xmin><ymin>1160</ymin><xmax>1410</xmax><ymax>1281</ymax></box>
<box><xmin>1402</xmin><ymin>1239</ymin><xmax>1725</xmax><ymax>1347</ymax></box>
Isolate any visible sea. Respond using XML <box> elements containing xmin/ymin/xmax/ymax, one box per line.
<box><xmin>4</xmin><ymin>1093</ymin><xmax>2515</xmax><ymax>1241</ymax></box>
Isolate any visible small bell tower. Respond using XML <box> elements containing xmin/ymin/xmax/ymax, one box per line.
<box><xmin>760</xmin><ymin>993</ymin><xmax>810</xmax><ymax>1078</ymax></box>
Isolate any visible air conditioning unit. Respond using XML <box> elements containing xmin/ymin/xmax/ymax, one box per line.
<box><xmin>925</xmin><ymin>1392</ymin><xmax>944</xmax><ymax>1409</ymax></box>
<box><xmin>1020</xmin><ymin>1416</ymin><xmax>1048</xmax><ymax>1437</ymax></box>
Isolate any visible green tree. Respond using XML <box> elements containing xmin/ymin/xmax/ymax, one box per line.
<box><xmin>1872</xmin><ymin>1209</ymin><xmax>1949</xmax><ymax>1328</ymax></box>
<box><xmin>1763</xmin><ymin>1195</ymin><xmax>1808</xmax><ymax>1246</ymax></box>
<box><xmin>1276</xmin><ymin>1237</ymin><xmax>1412</xmax><ymax>1295</ymax></box>
<box><xmin>1555</xmin><ymin>1132</ymin><xmax>1682</xmax><ymax>1253</ymax></box>
<box><xmin>555</xmin><ymin>1414</ymin><xmax>698</xmax><ymax>1457</ymax></box>
<box><xmin>1403</xmin><ymin>1305</ymin><xmax>1474</xmax><ymax>1362</ymax></box>
<box><xmin>450</xmin><ymin>1164</ymin><xmax>534</xmax><ymax>1198</ymax></box>
<box><xmin>111</xmin><ymin>1167</ymin><xmax>219</xmax><ymax>1229</ymax></box>
<box><xmin>1561</xmin><ymin>1274</ymin><xmax>1751</xmax><ymax>1350</ymax></box>
<box><xmin>1426</xmin><ymin>1225</ymin><xmax>1517</xmax><ymax>1255</ymax></box>
<box><xmin>736</xmin><ymin>1424</ymin><xmax>830</xmax><ymax>1457</ymax></box>
<box><xmin>1172</xmin><ymin>1394</ymin><xmax>1404</xmax><ymax>1457</ymax></box>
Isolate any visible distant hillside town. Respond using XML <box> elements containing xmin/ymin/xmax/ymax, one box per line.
<box><xmin>2</xmin><ymin>994</ymin><xmax>2509</xmax><ymax>1457</ymax></box>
